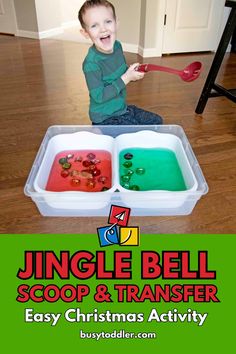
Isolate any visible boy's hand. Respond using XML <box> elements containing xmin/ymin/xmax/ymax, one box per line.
<box><xmin>121</xmin><ymin>63</ymin><xmax>145</xmax><ymax>85</ymax></box>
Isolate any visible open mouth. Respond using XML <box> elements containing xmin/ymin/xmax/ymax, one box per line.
<box><xmin>100</xmin><ymin>35</ymin><xmax>111</xmax><ymax>45</ymax></box>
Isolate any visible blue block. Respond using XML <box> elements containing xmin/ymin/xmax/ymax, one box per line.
<box><xmin>97</xmin><ymin>225</ymin><xmax>119</xmax><ymax>247</ymax></box>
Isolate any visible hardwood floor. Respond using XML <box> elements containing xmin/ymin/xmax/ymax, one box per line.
<box><xmin>0</xmin><ymin>35</ymin><xmax>235</xmax><ymax>234</ymax></box>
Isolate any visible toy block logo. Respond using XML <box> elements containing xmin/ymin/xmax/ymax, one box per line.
<box><xmin>108</xmin><ymin>205</ymin><xmax>130</xmax><ymax>227</ymax></box>
<box><xmin>97</xmin><ymin>205</ymin><xmax>139</xmax><ymax>247</ymax></box>
<box><xmin>97</xmin><ymin>225</ymin><xmax>119</xmax><ymax>247</ymax></box>
<box><xmin>119</xmin><ymin>227</ymin><xmax>139</xmax><ymax>246</ymax></box>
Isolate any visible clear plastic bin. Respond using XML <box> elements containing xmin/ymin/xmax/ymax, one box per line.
<box><xmin>24</xmin><ymin>125</ymin><xmax>208</xmax><ymax>216</ymax></box>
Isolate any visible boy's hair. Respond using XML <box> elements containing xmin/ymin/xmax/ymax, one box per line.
<box><xmin>78</xmin><ymin>0</ymin><xmax>116</xmax><ymax>29</ymax></box>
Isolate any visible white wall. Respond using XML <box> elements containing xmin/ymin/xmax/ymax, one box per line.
<box><xmin>139</xmin><ymin>0</ymin><xmax>165</xmax><ymax>57</ymax></box>
<box><xmin>35</xmin><ymin>0</ymin><xmax>61</xmax><ymax>33</ymax></box>
<box><xmin>60</xmin><ymin>0</ymin><xmax>84</xmax><ymax>26</ymax></box>
<box><xmin>112</xmin><ymin>0</ymin><xmax>141</xmax><ymax>46</ymax></box>
<box><xmin>14</xmin><ymin>0</ymin><xmax>84</xmax><ymax>38</ymax></box>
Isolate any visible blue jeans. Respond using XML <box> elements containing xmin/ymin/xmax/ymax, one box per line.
<box><xmin>92</xmin><ymin>105</ymin><xmax>163</xmax><ymax>125</ymax></box>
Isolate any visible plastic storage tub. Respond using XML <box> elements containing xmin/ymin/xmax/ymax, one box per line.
<box><xmin>24</xmin><ymin>125</ymin><xmax>208</xmax><ymax>216</ymax></box>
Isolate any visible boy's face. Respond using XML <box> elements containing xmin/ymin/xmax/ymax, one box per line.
<box><xmin>80</xmin><ymin>5</ymin><xmax>117</xmax><ymax>54</ymax></box>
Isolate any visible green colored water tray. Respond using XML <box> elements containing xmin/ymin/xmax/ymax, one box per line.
<box><xmin>119</xmin><ymin>147</ymin><xmax>187</xmax><ymax>192</ymax></box>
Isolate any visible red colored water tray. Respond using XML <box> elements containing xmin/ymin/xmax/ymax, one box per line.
<box><xmin>46</xmin><ymin>150</ymin><xmax>112</xmax><ymax>192</ymax></box>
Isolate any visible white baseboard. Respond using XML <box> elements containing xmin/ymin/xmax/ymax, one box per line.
<box><xmin>16</xmin><ymin>27</ymin><xmax>63</xmax><ymax>39</ymax></box>
<box><xmin>16</xmin><ymin>30</ymin><xmax>40</xmax><ymax>39</ymax></box>
<box><xmin>122</xmin><ymin>42</ymin><xmax>139</xmax><ymax>54</ymax></box>
<box><xmin>226</xmin><ymin>43</ymin><xmax>231</xmax><ymax>52</ymax></box>
<box><xmin>138</xmin><ymin>45</ymin><xmax>161</xmax><ymax>58</ymax></box>
<box><xmin>122</xmin><ymin>43</ymin><xmax>162</xmax><ymax>57</ymax></box>
<box><xmin>38</xmin><ymin>27</ymin><xmax>63</xmax><ymax>39</ymax></box>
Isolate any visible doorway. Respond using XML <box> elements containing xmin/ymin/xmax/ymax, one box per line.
<box><xmin>160</xmin><ymin>0</ymin><xmax>226</xmax><ymax>54</ymax></box>
<box><xmin>0</xmin><ymin>0</ymin><xmax>17</xmax><ymax>35</ymax></box>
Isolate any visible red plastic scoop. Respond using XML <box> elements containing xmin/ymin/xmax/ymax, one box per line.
<box><xmin>137</xmin><ymin>61</ymin><xmax>202</xmax><ymax>82</ymax></box>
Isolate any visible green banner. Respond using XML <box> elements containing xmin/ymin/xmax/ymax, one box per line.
<box><xmin>0</xmin><ymin>234</ymin><xmax>235</xmax><ymax>353</ymax></box>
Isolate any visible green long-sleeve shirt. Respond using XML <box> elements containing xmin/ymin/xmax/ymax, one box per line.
<box><xmin>82</xmin><ymin>40</ymin><xmax>128</xmax><ymax>123</ymax></box>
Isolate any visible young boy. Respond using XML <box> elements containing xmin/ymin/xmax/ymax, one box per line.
<box><xmin>78</xmin><ymin>0</ymin><xmax>163</xmax><ymax>125</ymax></box>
